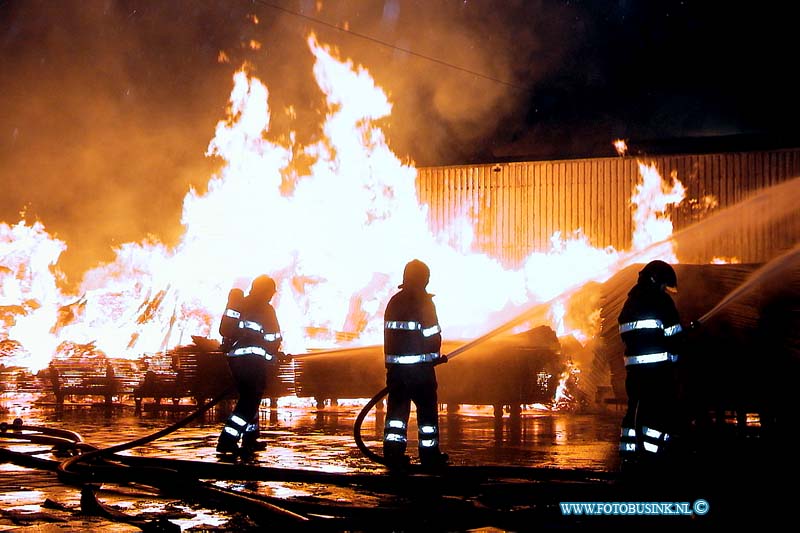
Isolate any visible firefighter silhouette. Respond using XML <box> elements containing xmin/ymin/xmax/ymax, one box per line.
<box><xmin>216</xmin><ymin>275</ymin><xmax>282</xmax><ymax>456</ymax></box>
<box><xmin>382</xmin><ymin>259</ymin><xmax>449</xmax><ymax>468</ymax></box>
<box><xmin>618</xmin><ymin>260</ymin><xmax>687</xmax><ymax>468</ymax></box>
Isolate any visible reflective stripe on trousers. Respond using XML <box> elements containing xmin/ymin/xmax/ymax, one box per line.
<box><xmin>620</xmin><ymin>425</ymin><xmax>670</xmax><ymax>454</ymax></box>
<box><xmin>619</xmin><ymin>426</ymin><xmax>637</xmax><ymax>454</ymax></box>
<box><xmin>418</xmin><ymin>424</ymin><xmax>439</xmax><ymax>449</ymax></box>
<box><xmin>383</xmin><ymin>420</ymin><xmax>440</xmax><ymax>449</ymax></box>
<box><xmin>641</xmin><ymin>425</ymin><xmax>670</xmax><ymax>454</ymax></box>
<box><xmin>223</xmin><ymin>413</ymin><xmax>248</xmax><ymax>439</ymax></box>
<box><xmin>384</xmin><ymin>418</ymin><xmax>408</xmax><ymax>444</ymax></box>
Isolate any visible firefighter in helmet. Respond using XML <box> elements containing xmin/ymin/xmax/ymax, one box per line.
<box><xmin>382</xmin><ymin>259</ymin><xmax>449</xmax><ymax>469</ymax></box>
<box><xmin>216</xmin><ymin>275</ymin><xmax>282</xmax><ymax>456</ymax></box>
<box><xmin>618</xmin><ymin>260</ymin><xmax>687</xmax><ymax>468</ymax></box>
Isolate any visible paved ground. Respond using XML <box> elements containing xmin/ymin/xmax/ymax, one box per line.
<box><xmin>0</xmin><ymin>393</ymin><xmax>790</xmax><ymax>531</ymax></box>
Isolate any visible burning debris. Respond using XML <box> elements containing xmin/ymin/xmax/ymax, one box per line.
<box><xmin>437</xmin><ymin>325</ymin><xmax>577</xmax><ymax>412</ymax></box>
<box><xmin>0</xmin><ymin>30</ymin><xmax>702</xmax><ymax>383</ymax></box>
<box><xmin>38</xmin><ymin>341</ymin><xmax>140</xmax><ymax>409</ymax></box>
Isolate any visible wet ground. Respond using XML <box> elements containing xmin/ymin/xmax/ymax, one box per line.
<box><xmin>0</xmin><ymin>393</ymin><xmax>792</xmax><ymax>531</ymax></box>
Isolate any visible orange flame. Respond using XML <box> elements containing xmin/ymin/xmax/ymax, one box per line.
<box><xmin>0</xmin><ymin>35</ymin><xmax>691</xmax><ymax>372</ymax></box>
<box><xmin>711</xmin><ymin>256</ymin><xmax>741</xmax><ymax>264</ymax></box>
<box><xmin>630</xmin><ymin>164</ymin><xmax>686</xmax><ymax>262</ymax></box>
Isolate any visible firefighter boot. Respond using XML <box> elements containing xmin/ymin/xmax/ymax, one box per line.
<box><xmin>383</xmin><ymin>442</ymin><xmax>410</xmax><ymax>470</ymax></box>
<box><xmin>420</xmin><ymin>448</ymin><xmax>449</xmax><ymax>470</ymax></box>
<box><xmin>216</xmin><ymin>414</ymin><xmax>248</xmax><ymax>455</ymax></box>
<box><xmin>241</xmin><ymin>431</ymin><xmax>267</xmax><ymax>454</ymax></box>
<box><xmin>216</xmin><ymin>431</ymin><xmax>240</xmax><ymax>455</ymax></box>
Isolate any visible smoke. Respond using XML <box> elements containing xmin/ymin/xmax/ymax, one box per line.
<box><xmin>0</xmin><ymin>0</ymin><xmax>578</xmax><ymax>286</ymax></box>
<box><xmin>0</xmin><ymin>0</ymin><xmax>250</xmax><ymax>285</ymax></box>
<box><xmin>301</xmin><ymin>0</ymin><xmax>575</xmax><ymax>165</ymax></box>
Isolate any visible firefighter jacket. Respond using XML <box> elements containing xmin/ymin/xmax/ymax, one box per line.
<box><xmin>618</xmin><ymin>283</ymin><xmax>683</xmax><ymax>367</ymax></box>
<box><xmin>384</xmin><ymin>288</ymin><xmax>442</xmax><ymax>365</ymax></box>
<box><xmin>225</xmin><ymin>293</ymin><xmax>282</xmax><ymax>362</ymax></box>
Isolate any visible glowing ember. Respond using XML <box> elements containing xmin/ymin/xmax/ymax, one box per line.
<box><xmin>0</xmin><ymin>34</ymin><xmax>689</xmax><ymax>374</ymax></box>
<box><xmin>711</xmin><ymin>256</ymin><xmax>741</xmax><ymax>264</ymax></box>
<box><xmin>613</xmin><ymin>139</ymin><xmax>628</xmax><ymax>156</ymax></box>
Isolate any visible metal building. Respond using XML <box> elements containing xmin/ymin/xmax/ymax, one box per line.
<box><xmin>416</xmin><ymin>148</ymin><xmax>800</xmax><ymax>265</ymax></box>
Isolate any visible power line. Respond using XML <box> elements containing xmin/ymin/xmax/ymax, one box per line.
<box><xmin>252</xmin><ymin>0</ymin><xmax>527</xmax><ymax>92</ymax></box>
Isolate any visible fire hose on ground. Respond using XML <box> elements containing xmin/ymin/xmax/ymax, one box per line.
<box><xmin>4</xmin><ymin>384</ymin><xmax>609</xmax><ymax>531</ymax></box>
<box><xmin>1</xmin><ymin>388</ymin><xmax>316</xmax><ymax>529</ymax></box>
<box><xmin>352</xmin><ymin>301</ymin><xmax>557</xmax><ymax>467</ymax></box>
<box><xmin>1</xmin><ymin>420</ymin><xmax>619</xmax><ymax>532</ymax></box>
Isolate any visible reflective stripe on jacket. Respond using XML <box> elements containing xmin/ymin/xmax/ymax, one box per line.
<box><xmin>618</xmin><ymin>283</ymin><xmax>682</xmax><ymax>367</ymax></box>
<box><xmin>384</xmin><ymin>289</ymin><xmax>442</xmax><ymax>365</ymax></box>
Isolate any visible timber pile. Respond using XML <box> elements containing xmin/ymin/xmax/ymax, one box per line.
<box><xmin>42</xmin><ymin>357</ymin><xmax>141</xmax><ymax>408</ymax></box>
<box><xmin>135</xmin><ymin>336</ymin><xmax>294</xmax><ymax>409</ymax></box>
<box><xmin>293</xmin><ymin>326</ymin><xmax>573</xmax><ymax>412</ymax></box>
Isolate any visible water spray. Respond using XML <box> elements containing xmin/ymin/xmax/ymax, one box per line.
<box><xmin>697</xmin><ymin>242</ymin><xmax>800</xmax><ymax>325</ymax></box>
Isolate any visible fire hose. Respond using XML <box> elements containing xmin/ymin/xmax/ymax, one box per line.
<box><xmin>352</xmin><ymin>306</ymin><xmax>555</xmax><ymax>466</ymax></box>
<box><xmin>0</xmin><ymin>434</ymin><xmax>617</xmax><ymax>532</ymax></box>
<box><xmin>352</xmin><ymin>250</ymin><xmax>778</xmax><ymax>467</ymax></box>
<box><xmin>56</xmin><ymin>384</ymin><xmax>236</xmax><ymax>483</ymax></box>
<box><xmin>47</xmin><ymin>386</ymin><xmax>312</xmax><ymax>527</ymax></box>
<box><xmin>2</xmin><ymin>416</ymin><xmax>617</xmax><ymax>532</ymax></box>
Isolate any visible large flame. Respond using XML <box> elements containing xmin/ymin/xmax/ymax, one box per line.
<box><xmin>630</xmin><ymin>164</ymin><xmax>686</xmax><ymax>262</ymax></box>
<box><xmin>0</xmin><ymin>34</ymin><xmax>689</xmax><ymax>372</ymax></box>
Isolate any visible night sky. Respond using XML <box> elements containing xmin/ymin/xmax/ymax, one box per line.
<box><xmin>1</xmin><ymin>0</ymin><xmax>797</xmax><ymax>284</ymax></box>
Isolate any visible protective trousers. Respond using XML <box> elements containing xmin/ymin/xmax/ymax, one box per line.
<box><xmin>620</xmin><ymin>363</ymin><xmax>679</xmax><ymax>463</ymax></box>
<box><xmin>218</xmin><ymin>353</ymin><xmax>269</xmax><ymax>451</ymax></box>
<box><xmin>383</xmin><ymin>364</ymin><xmax>442</xmax><ymax>462</ymax></box>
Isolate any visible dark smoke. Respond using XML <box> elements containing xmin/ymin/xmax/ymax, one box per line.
<box><xmin>0</xmin><ymin>0</ymin><xmax>248</xmax><ymax>285</ymax></box>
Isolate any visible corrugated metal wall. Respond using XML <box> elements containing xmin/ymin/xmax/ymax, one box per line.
<box><xmin>416</xmin><ymin>148</ymin><xmax>800</xmax><ymax>266</ymax></box>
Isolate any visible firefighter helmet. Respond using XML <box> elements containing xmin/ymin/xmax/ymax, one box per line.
<box><xmin>639</xmin><ymin>260</ymin><xmax>677</xmax><ymax>292</ymax></box>
<box><xmin>250</xmin><ymin>275</ymin><xmax>277</xmax><ymax>299</ymax></box>
<box><xmin>399</xmin><ymin>259</ymin><xmax>430</xmax><ymax>290</ymax></box>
